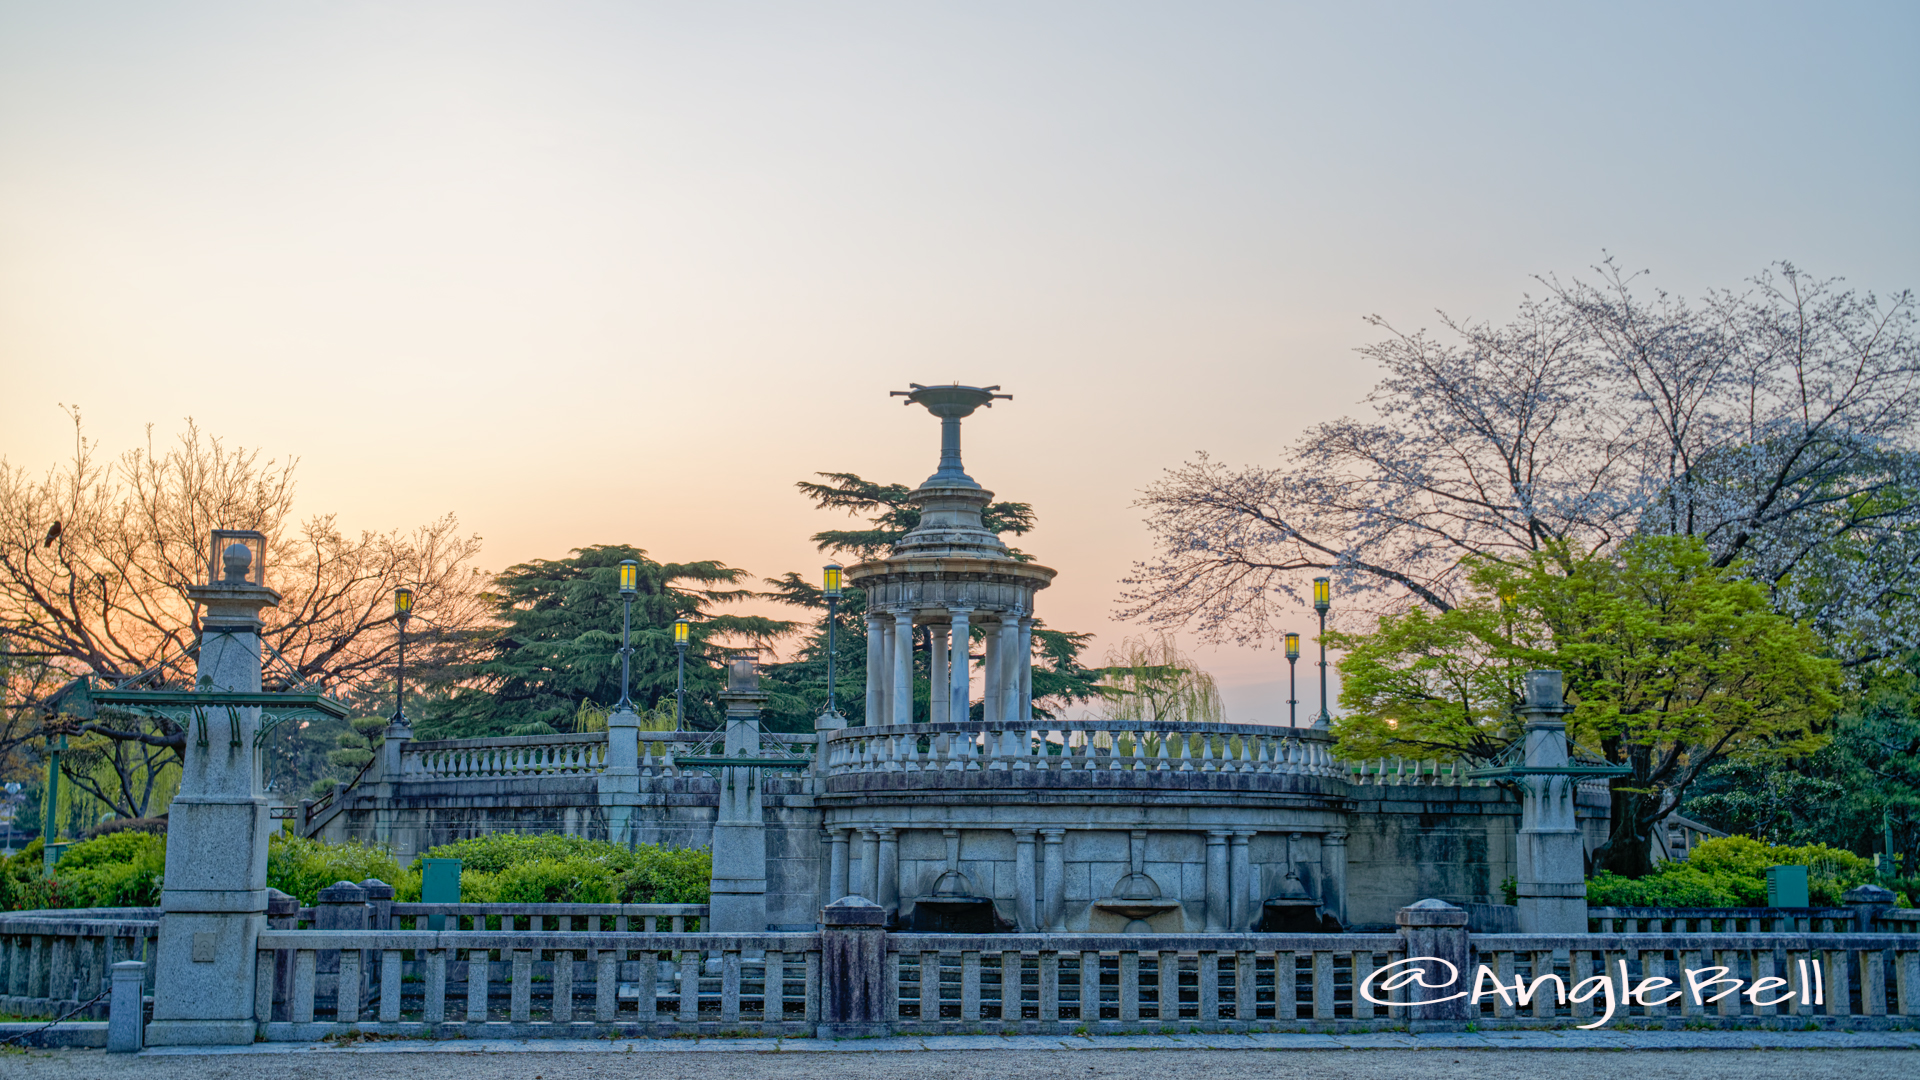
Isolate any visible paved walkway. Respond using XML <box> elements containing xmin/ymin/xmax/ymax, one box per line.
<box><xmin>6</xmin><ymin>1032</ymin><xmax>1920</xmax><ymax>1080</ymax></box>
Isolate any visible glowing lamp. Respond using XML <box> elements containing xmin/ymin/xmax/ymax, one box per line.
<box><xmin>1312</xmin><ymin>576</ymin><xmax>1330</xmax><ymax>612</ymax></box>
<box><xmin>1285</xmin><ymin>632</ymin><xmax>1300</xmax><ymax>660</ymax></box>
<box><xmin>619</xmin><ymin>559</ymin><xmax>638</xmax><ymax>596</ymax></box>
<box><xmin>394</xmin><ymin>586</ymin><xmax>415</xmax><ymax>619</ymax></box>
<box><xmin>823</xmin><ymin>563</ymin><xmax>844</xmax><ymax>598</ymax></box>
<box><xmin>673</xmin><ymin>618</ymin><xmax>691</xmax><ymax>646</ymax></box>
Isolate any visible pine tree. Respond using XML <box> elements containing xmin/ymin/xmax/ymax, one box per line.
<box><xmin>419</xmin><ymin>545</ymin><xmax>795</xmax><ymax>738</ymax></box>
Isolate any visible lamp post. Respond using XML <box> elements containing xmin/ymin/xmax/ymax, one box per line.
<box><xmin>1284</xmin><ymin>632</ymin><xmax>1301</xmax><ymax>728</ymax></box>
<box><xmin>1312</xmin><ymin>576</ymin><xmax>1331</xmax><ymax>727</ymax></box>
<box><xmin>391</xmin><ymin>586</ymin><xmax>415</xmax><ymax>734</ymax></box>
<box><xmin>822</xmin><ymin>563</ymin><xmax>843</xmax><ymax>716</ymax></box>
<box><xmin>616</xmin><ymin>560</ymin><xmax>638</xmax><ymax>711</ymax></box>
<box><xmin>673</xmin><ymin>617</ymin><xmax>691</xmax><ymax>731</ymax></box>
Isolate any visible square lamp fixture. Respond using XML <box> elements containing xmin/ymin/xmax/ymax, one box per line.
<box><xmin>208</xmin><ymin>529</ymin><xmax>268</xmax><ymax>587</ymax></box>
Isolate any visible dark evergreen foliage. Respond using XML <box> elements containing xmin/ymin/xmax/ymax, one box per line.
<box><xmin>417</xmin><ymin>545</ymin><xmax>795</xmax><ymax>739</ymax></box>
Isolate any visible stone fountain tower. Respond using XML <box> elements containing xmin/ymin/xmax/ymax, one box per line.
<box><xmin>846</xmin><ymin>385</ymin><xmax>1056</xmax><ymax>727</ymax></box>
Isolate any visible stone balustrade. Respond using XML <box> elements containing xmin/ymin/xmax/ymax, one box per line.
<box><xmin>824</xmin><ymin>720</ymin><xmax>1342</xmax><ymax>781</ymax></box>
<box><xmin>401</xmin><ymin>733</ymin><xmax>610</xmax><ymax>780</ymax></box>
<box><xmin>1346</xmin><ymin>757</ymin><xmax>1491</xmax><ymax>787</ymax></box>
<box><xmin>237</xmin><ymin>921</ymin><xmax>1920</xmax><ymax>1039</ymax></box>
<box><xmin>1589</xmin><ymin>907</ymin><xmax>1920</xmax><ymax>934</ymax></box>
<box><xmin>253</xmin><ymin>927</ymin><xmax>820</xmax><ymax>1039</ymax></box>
<box><xmin>0</xmin><ymin>909</ymin><xmax>159</xmax><ymax>1021</ymax></box>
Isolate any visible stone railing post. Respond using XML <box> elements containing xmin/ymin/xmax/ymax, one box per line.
<box><xmin>598</xmin><ymin>706</ymin><xmax>641</xmax><ymax>846</ymax></box>
<box><xmin>265</xmin><ymin>888</ymin><xmax>298</xmax><ymax>1022</ymax></box>
<box><xmin>1845</xmin><ymin>883</ymin><xmax>1896</xmax><ymax>933</ymax></box>
<box><xmin>359</xmin><ymin>878</ymin><xmax>395</xmax><ymax>930</ymax></box>
<box><xmin>819</xmin><ymin>897</ymin><xmax>890</xmax><ymax>1037</ymax></box>
<box><xmin>107</xmin><ymin>960</ymin><xmax>146</xmax><ymax>1052</ymax></box>
<box><xmin>314</xmin><ymin>880</ymin><xmax>369</xmax><ymax>1002</ymax></box>
<box><xmin>1396</xmin><ymin>898</ymin><xmax>1470</xmax><ymax>1032</ymax></box>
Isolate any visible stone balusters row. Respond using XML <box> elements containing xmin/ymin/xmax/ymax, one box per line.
<box><xmin>1346</xmin><ymin>756</ymin><xmax>1490</xmax><ymax>787</ymax></box>
<box><xmin>827</xmin><ymin>726</ymin><xmax>1340</xmax><ymax>778</ymax></box>
<box><xmin>258</xmin><ymin>937</ymin><xmax>820</xmax><ymax>1031</ymax></box>
<box><xmin>403</xmin><ymin>740</ymin><xmax>608</xmax><ymax>780</ymax></box>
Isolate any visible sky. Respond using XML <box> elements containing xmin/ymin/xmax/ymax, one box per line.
<box><xmin>2</xmin><ymin>1</ymin><xmax>1916</xmax><ymax>721</ymax></box>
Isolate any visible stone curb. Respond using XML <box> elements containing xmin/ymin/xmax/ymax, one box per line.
<box><xmin>123</xmin><ymin>1030</ymin><xmax>1920</xmax><ymax>1055</ymax></box>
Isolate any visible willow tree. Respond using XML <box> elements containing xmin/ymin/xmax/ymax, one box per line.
<box><xmin>1334</xmin><ymin>535</ymin><xmax>1842</xmax><ymax>876</ymax></box>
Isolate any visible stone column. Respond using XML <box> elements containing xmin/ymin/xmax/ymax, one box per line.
<box><xmin>1513</xmin><ymin>670</ymin><xmax>1586</xmax><ymax>934</ymax></box>
<box><xmin>860</xmin><ymin>829</ymin><xmax>880</xmax><ymax>900</ymax></box>
<box><xmin>1018</xmin><ymin>616</ymin><xmax>1034</xmax><ymax>722</ymax></box>
<box><xmin>146</xmin><ymin>541</ymin><xmax>279</xmax><ymax>1047</ymax></box>
<box><xmin>598</xmin><ymin>705</ymin><xmax>641</xmax><ymax>847</ymax></box>
<box><xmin>828</xmin><ymin>828</ymin><xmax>852</xmax><ymax>903</ymax></box>
<box><xmin>892</xmin><ymin>612</ymin><xmax>915</xmax><ymax>727</ymax></box>
<box><xmin>877</xmin><ymin>827</ymin><xmax>900</xmax><ymax>914</ymax></box>
<box><xmin>1319</xmin><ymin>830</ymin><xmax>1348</xmax><ymax>929</ymax></box>
<box><xmin>1204</xmin><ymin>830</ymin><xmax>1230</xmax><ymax>932</ymax></box>
<box><xmin>819</xmin><ymin>897</ymin><xmax>890</xmax><ymax>1037</ymax></box>
<box><xmin>1396</xmin><ymin>899</ymin><xmax>1470</xmax><ymax>1032</ymax></box>
<box><xmin>981</xmin><ymin>620</ymin><xmax>1000</xmax><ymax>725</ymax></box>
<box><xmin>1013</xmin><ymin>829</ymin><xmax>1038</xmax><ymax>931</ymax></box>
<box><xmin>1040</xmin><ymin>828</ymin><xmax>1066</xmax><ymax>931</ymax></box>
<box><xmin>948</xmin><ymin>608</ymin><xmax>973</xmax><ymax>723</ymax></box>
<box><xmin>1228</xmin><ymin>831</ymin><xmax>1254</xmax><ymax>930</ymax></box>
<box><xmin>708</xmin><ymin>658</ymin><xmax>769</xmax><ymax>933</ymax></box>
<box><xmin>996</xmin><ymin>618</ymin><xmax>1021</xmax><ymax>730</ymax></box>
<box><xmin>929</xmin><ymin>624</ymin><xmax>950</xmax><ymax>725</ymax></box>
<box><xmin>864</xmin><ymin>613</ymin><xmax>885</xmax><ymax>725</ymax></box>
<box><xmin>107</xmin><ymin>960</ymin><xmax>146</xmax><ymax>1052</ymax></box>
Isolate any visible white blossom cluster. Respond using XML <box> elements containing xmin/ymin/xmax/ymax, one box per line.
<box><xmin>1117</xmin><ymin>262</ymin><xmax>1920</xmax><ymax>668</ymax></box>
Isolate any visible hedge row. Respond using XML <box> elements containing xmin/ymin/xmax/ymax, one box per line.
<box><xmin>2</xmin><ymin>830</ymin><xmax>710</xmax><ymax>911</ymax></box>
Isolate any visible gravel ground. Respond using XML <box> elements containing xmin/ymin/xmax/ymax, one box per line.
<box><xmin>5</xmin><ymin>1048</ymin><xmax>1919</xmax><ymax>1080</ymax></box>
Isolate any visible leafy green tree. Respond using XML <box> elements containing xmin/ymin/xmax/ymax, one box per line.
<box><xmin>1333</xmin><ymin>535</ymin><xmax>1842</xmax><ymax>877</ymax></box>
<box><xmin>420</xmin><ymin>545</ymin><xmax>794</xmax><ymax>738</ymax></box>
<box><xmin>1685</xmin><ymin>655</ymin><xmax>1920</xmax><ymax>875</ymax></box>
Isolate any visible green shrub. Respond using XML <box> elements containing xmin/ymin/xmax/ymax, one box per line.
<box><xmin>411</xmin><ymin>833</ymin><xmax>710</xmax><ymax>904</ymax></box>
<box><xmin>1587</xmin><ymin>835</ymin><xmax>1881</xmax><ymax>907</ymax></box>
<box><xmin>495</xmin><ymin>857</ymin><xmax>618</xmax><ymax>904</ymax></box>
<box><xmin>411</xmin><ymin>833</ymin><xmax>630</xmax><ymax>874</ymax></box>
<box><xmin>52</xmin><ymin>831</ymin><xmax>167</xmax><ymax>908</ymax></box>
<box><xmin>616</xmin><ymin>845</ymin><xmax>711</xmax><ymax>904</ymax></box>
<box><xmin>57</xmin><ymin>830</ymin><xmax>164</xmax><ymax>874</ymax></box>
<box><xmin>265</xmin><ymin>835</ymin><xmax>404</xmax><ymax>906</ymax></box>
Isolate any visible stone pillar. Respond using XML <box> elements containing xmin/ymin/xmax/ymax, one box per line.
<box><xmin>1845</xmin><ymin>884</ymin><xmax>1896</xmax><ymax>933</ymax></box>
<box><xmin>1396</xmin><ymin>899</ymin><xmax>1470</xmax><ymax>1032</ymax></box>
<box><xmin>1204</xmin><ymin>830</ymin><xmax>1230</xmax><ymax>931</ymax></box>
<box><xmin>1319</xmin><ymin>830</ymin><xmax>1348</xmax><ymax>929</ymax></box>
<box><xmin>996</xmin><ymin>618</ymin><xmax>1021</xmax><ymax>730</ymax></box>
<box><xmin>860</xmin><ymin>829</ymin><xmax>880</xmax><ymax>901</ymax></box>
<box><xmin>708</xmin><ymin>658</ymin><xmax>769</xmax><ymax>933</ymax></box>
<box><xmin>864</xmin><ymin>613</ymin><xmax>885</xmax><ymax>725</ymax></box>
<box><xmin>598</xmin><ymin>705</ymin><xmax>641</xmax><ymax>847</ymax></box>
<box><xmin>948</xmin><ymin>608</ymin><xmax>973</xmax><ymax>723</ymax></box>
<box><xmin>981</xmin><ymin>620</ymin><xmax>1000</xmax><ymax>725</ymax></box>
<box><xmin>877</xmin><ymin>827</ymin><xmax>900</xmax><ymax>914</ymax></box>
<box><xmin>819</xmin><ymin>897</ymin><xmax>890</xmax><ymax>1037</ymax></box>
<box><xmin>1039</xmin><ymin>828</ymin><xmax>1066</xmax><ymax>930</ymax></box>
<box><xmin>929</xmin><ymin>624</ymin><xmax>950</xmax><ymax>725</ymax></box>
<box><xmin>828</xmin><ymin>828</ymin><xmax>852</xmax><ymax>904</ymax></box>
<box><xmin>892</xmin><ymin>611</ymin><xmax>915</xmax><ymax>727</ymax></box>
<box><xmin>1013</xmin><ymin>829</ymin><xmax>1038</xmax><ymax>931</ymax></box>
<box><xmin>1228</xmin><ymin>831</ymin><xmax>1253</xmax><ymax>930</ymax></box>
<box><xmin>146</xmin><ymin>540</ymin><xmax>279</xmax><ymax>1047</ymax></box>
<box><xmin>1513</xmin><ymin>670</ymin><xmax>1586</xmax><ymax>934</ymax></box>
<box><xmin>1018</xmin><ymin>616</ymin><xmax>1034</xmax><ymax>722</ymax></box>
<box><xmin>107</xmin><ymin>960</ymin><xmax>146</xmax><ymax>1052</ymax></box>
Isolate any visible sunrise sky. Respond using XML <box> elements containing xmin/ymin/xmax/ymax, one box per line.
<box><xmin>3</xmin><ymin>2</ymin><xmax>1915</xmax><ymax>719</ymax></box>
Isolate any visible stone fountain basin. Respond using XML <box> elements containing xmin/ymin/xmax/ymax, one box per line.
<box><xmin>1090</xmin><ymin>897</ymin><xmax>1184</xmax><ymax>920</ymax></box>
